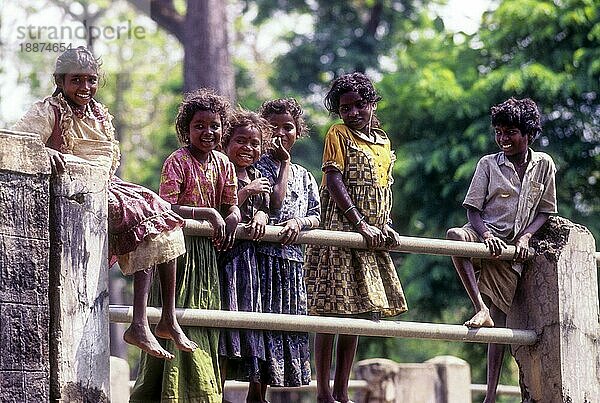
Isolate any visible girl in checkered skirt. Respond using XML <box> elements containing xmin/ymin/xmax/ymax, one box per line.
<box><xmin>304</xmin><ymin>72</ymin><xmax>408</xmax><ymax>403</ymax></box>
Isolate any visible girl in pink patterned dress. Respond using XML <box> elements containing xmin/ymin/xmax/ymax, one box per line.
<box><xmin>130</xmin><ymin>88</ymin><xmax>240</xmax><ymax>403</ymax></box>
<box><xmin>11</xmin><ymin>46</ymin><xmax>196</xmax><ymax>361</ymax></box>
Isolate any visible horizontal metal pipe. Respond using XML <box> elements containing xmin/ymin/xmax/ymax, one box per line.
<box><xmin>224</xmin><ymin>380</ymin><xmax>368</xmax><ymax>392</ymax></box>
<box><xmin>471</xmin><ymin>383</ymin><xmax>521</xmax><ymax>397</ymax></box>
<box><xmin>184</xmin><ymin>220</ymin><xmax>600</xmax><ymax>265</ymax></box>
<box><xmin>109</xmin><ymin>305</ymin><xmax>537</xmax><ymax>346</ymax></box>
<box><xmin>184</xmin><ymin>220</ymin><xmax>520</xmax><ymax>259</ymax></box>
<box><xmin>226</xmin><ymin>380</ymin><xmax>521</xmax><ymax>397</ymax></box>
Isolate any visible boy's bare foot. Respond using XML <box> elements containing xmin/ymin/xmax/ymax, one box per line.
<box><xmin>464</xmin><ymin>309</ymin><xmax>495</xmax><ymax>328</ymax></box>
<box><xmin>124</xmin><ymin>323</ymin><xmax>174</xmax><ymax>360</ymax></box>
<box><xmin>155</xmin><ymin>320</ymin><xmax>198</xmax><ymax>352</ymax></box>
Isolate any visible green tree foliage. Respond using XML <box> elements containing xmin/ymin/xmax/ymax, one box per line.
<box><xmin>250</xmin><ymin>0</ymin><xmax>432</xmax><ymax>95</ymax></box>
<box><xmin>372</xmin><ymin>0</ymin><xmax>599</xmax><ymax>384</ymax></box>
<box><xmin>477</xmin><ymin>0</ymin><xmax>600</xmax><ymax>240</ymax></box>
<box><xmin>381</xmin><ymin>0</ymin><xmax>599</xmax><ymax>247</ymax></box>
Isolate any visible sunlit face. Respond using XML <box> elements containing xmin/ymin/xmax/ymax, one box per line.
<box><xmin>225</xmin><ymin>125</ymin><xmax>262</xmax><ymax>168</ymax></box>
<box><xmin>188</xmin><ymin>110</ymin><xmax>222</xmax><ymax>156</ymax></box>
<box><xmin>338</xmin><ymin>91</ymin><xmax>375</xmax><ymax>131</ymax></box>
<box><xmin>60</xmin><ymin>71</ymin><xmax>98</xmax><ymax>107</ymax></box>
<box><xmin>266</xmin><ymin>112</ymin><xmax>297</xmax><ymax>151</ymax></box>
<box><xmin>494</xmin><ymin>125</ymin><xmax>529</xmax><ymax>156</ymax></box>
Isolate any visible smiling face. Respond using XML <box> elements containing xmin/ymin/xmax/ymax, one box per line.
<box><xmin>225</xmin><ymin>125</ymin><xmax>262</xmax><ymax>168</ymax></box>
<box><xmin>494</xmin><ymin>125</ymin><xmax>529</xmax><ymax>156</ymax></box>
<box><xmin>266</xmin><ymin>112</ymin><xmax>297</xmax><ymax>151</ymax></box>
<box><xmin>189</xmin><ymin>110</ymin><xmax>222</xmax><ymax>157</ymax></box>
<box><xmin>60</xmin><ymin>71</ymin><xmax>98</xmax><ymax>107</ymax></box>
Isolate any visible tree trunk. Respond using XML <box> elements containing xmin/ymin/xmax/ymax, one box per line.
<box><xmin>183</xmin><ymin>0</ymin><xmax>235</xmax><ymax>100</ymax></box>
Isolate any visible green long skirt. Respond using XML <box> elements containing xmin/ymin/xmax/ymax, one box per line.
<box><xmin>129</xmin><ymin>236</ymin><xmax>222</xmax><ymax>403</ymax></box>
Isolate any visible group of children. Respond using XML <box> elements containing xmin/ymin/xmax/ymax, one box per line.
<box><xmin>12</xmin><ymin>46</ymin><xmax>557</xmax><ymax>403</ymax></box>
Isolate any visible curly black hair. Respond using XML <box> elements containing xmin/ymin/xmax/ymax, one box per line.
<box><xmin>259</xmin><ymin>98</ymin><xmax>309</xmax><ymax>139</ymax></box>
<box><xmin>175</xmin><ymin>88</ymin><xmax>231</xmax><ymax>146</ymax></box>
<box><xmin>52</xmin><ymin>46</ymin><xmax>102</xmax><ymax>96</ymax></box>
<box><xmin>323</xmin><ymin>72</ymin><xmax>382</xmax><ymax>116</ymax></box>
<box><xmin>491</xmin><ymin>97</ymin><xmax>542</xmax><ymax>142</ymax></box>
<box><xmin>222</xmin><ymin>108</ymin><xmax>272</xmax><ymax>149</ymax></box>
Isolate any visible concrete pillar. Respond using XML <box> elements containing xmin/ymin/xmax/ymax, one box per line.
<box><xmin>354</xmin><ymin>358</ymin><xmax>407</xmax><ymax>402</ymax></box>
<box><xmin>507</xmin><ymin>216</ymin><xmax>599</xmax><ymax>402</ymax></box>
<box><xmin>49</xmin><ymin>154</ymin><xmax>110</xmax><ymax>401</ymax></box>
<box><xmin>0</xmin><ymin>130</ymin><xmax>51</xmax><ymax>402</ymax></box>
<box><xmin>110</xmin><ymin>356</ymin><xmax>130</xmax><ymax>403</ymax></box>
<box><xmin>425</xmin><ymin>355</ymin><xmax>471</xmax><ymax>403</ymax></box>
<box><xmin>354</xmin><ymin>356</ymin><xmax>471</xmax><ymax>402</ymax></box>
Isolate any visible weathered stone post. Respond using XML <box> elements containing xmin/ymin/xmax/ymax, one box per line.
<box><xmin>425</xmin><ymin>355</ymin><xmax>471</xmax><ymax>402</ymax></box>
<box><xmin>0</xmin><ymin>130</ymin><xmax>51</xmax><ymax>402</ymax></box>
<box><xmin>354</xmin><ymin>356</ymin><xmax>471</xmax><ymax>402</ymax></box>
<box><xmin>507</xmin><ymin>216</ymin><xmax>599</xmax><ymax>402</ymax></box>
<box><xmin>48</xmin><ymin>152</ymin><xmax>111</xmax><ymax>401</ymax></box>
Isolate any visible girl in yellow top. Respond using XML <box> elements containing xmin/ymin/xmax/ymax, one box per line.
<box><xmin>305</xmin><ymin>72</ymin><xmax>407</xmax><ymax>403</ymax></box>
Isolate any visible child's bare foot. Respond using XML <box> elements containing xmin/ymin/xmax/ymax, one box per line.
<box><xmin>155</xmin><ymin>320</ymin><xmax>198</xmax><ymax>352</ymax></box>
<box><xmin>124</xmin><ymin>323</ymin><xmax>174</xmax><ymax>360</ymax></box>
<box><xmin>464</xmin><ymin>309</ymin><xmax>495</xmax><ymax>328</ymax></box>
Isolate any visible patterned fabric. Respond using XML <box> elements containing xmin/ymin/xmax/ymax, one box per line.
<box><xmin>253</xmin><ymin>153</ymin><xmax>318</xmax><ymax>386</ymax></box>
<box><xmin>256</xmin><ymin>254</ymin><xmax>311</xmax><ymax>386</ymax></box>
<box><xmin>108</xmin><ymin>176</ymin><xmax>184</xmax><ymax>257</ymax></box>
<box><xmin>254</xmin><ymin>154</ymin><xmax>320</xmax><ymax>262</ymax></box>
<box><xmin>321</xmin><ymin>124</ymin><xmax>394</xmax><ymax>187</ymax></box>
<box><xmin>463</xmin><ymin>149</ymin><xmax>557</xmax><ymax>242</ymax></box>
<box><xmin>129</xmin><ymin>236</ymin><xmax>222</xmax><ymax>403</ymax></box>
<box><xmin>11</xmin><ymin>94</ymin><xmax>185</xmax><ymax>274</ymax></box>
<box><xmin>304</xmin><ymin>124</ymin><xmax>407</xmax><ymax>317</ymax></box>
<box><xmin>237</xmin><ymin>165</ymin><xmax>269</xmax><ymax>223</ymax></box>
<box><xmin>160</xmin><ymin>147</ymin><xmax>237</xmax><ymax>208</ymax></box>
<box><xmin>217</xmin><ymin>168</ymin><xmax>268</xmax><ymax>382</ymax></box>
<box><xmin>131</xmin><ymin>145</ymin><xmax>241</xmax><ymax>401</ymax></box>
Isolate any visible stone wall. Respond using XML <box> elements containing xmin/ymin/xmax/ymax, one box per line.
<box><xmin>0</xmin><ymin>130</ymin><xmax>51</xmax><ymax>402</ymax></box>
<box><xmin>48</xmin><ymin>153</ymin><xmax>110</xmax><ymax>401</ymax></box>
<box><xmin>1</xmin><ymin>129</ymin><xmax>111</xmax><ymax>402</ymax></box>
<box><xmin>354</xmin><ymin>356</ymin><xmax>471</xmax><ymax>402</ymax></box>
<box><xmin>508</xmin><ymin>216</ymin><xmax>599</xmax><ymax>402</ymax></box>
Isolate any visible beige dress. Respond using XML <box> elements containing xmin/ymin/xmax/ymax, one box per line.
<box><xmin>11</xmin><ymin>94</ymin><xmax>185</xmax><ymax>274</ymax></box>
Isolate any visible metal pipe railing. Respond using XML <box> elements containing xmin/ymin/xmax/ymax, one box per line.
<box><xmin>184</xmin><ymin>220</ymin><xmax>600</xmax><ymax>265</ymax></box>
<box><xmin>109</xmin><ymin>305</ymin><xmax>537</xmax><ymax>345</ymax></box>
<box><xmin>184</xmin><ymin>220</ymin><xmax>519</xmax><ymax>259</ymax></box>
<box><xmin>470</xmin><ymin>383</ymin><xmax>521</xmax><ymax>397</ymax></box>
<box><xmin>225</xmin><ymin>380</ymin><xmax>521</xmax><ymax>397</ymax></box>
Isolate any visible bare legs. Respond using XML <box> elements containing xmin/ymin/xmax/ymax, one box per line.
<box><xmin>484</xmin><ymin>305</ymin><xmax>506</xmax><ymax>403</ymax></box>
<box><xmin>245</xmin><ymin>381</ymin><xmax>266</xmax><ymax>403</ymax></box>
<box><xmin>123</xmin><ymin>268</ymin><xmax>173</xmax><ymax>359</ymax></box>
<box><xmin>315</xmin><ymin>333</ymin><xmax>358</xmax><ymax>403</ymax></box>
<box><xmin>446</xmin><ymin>228</ymin><xmax>494</xmax><ymax>327</ymax></box>
<box><xmin>123</xmin><ymin>259</ymin><xmax>197</xmax><ymax>359</ymax></box>
<box><xmin>447</xmin><ymin>228</ymin><xmax>508</xmax><ymax>402</ymax></box>
<box><xmin>219</xmin><ymin>356</ymin><xmax>228</xmax><ymax>396</ymax></box>
<box><xmin>316</xmin><ymin>333</ymin><xmax>335</xmax><ymax>402</ymax></box>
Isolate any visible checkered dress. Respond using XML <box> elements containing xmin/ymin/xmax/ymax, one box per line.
<box><xmin>304</xmin><ymin>134</ymin><xmax>407</xmax><ymax>317</ymax></box>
